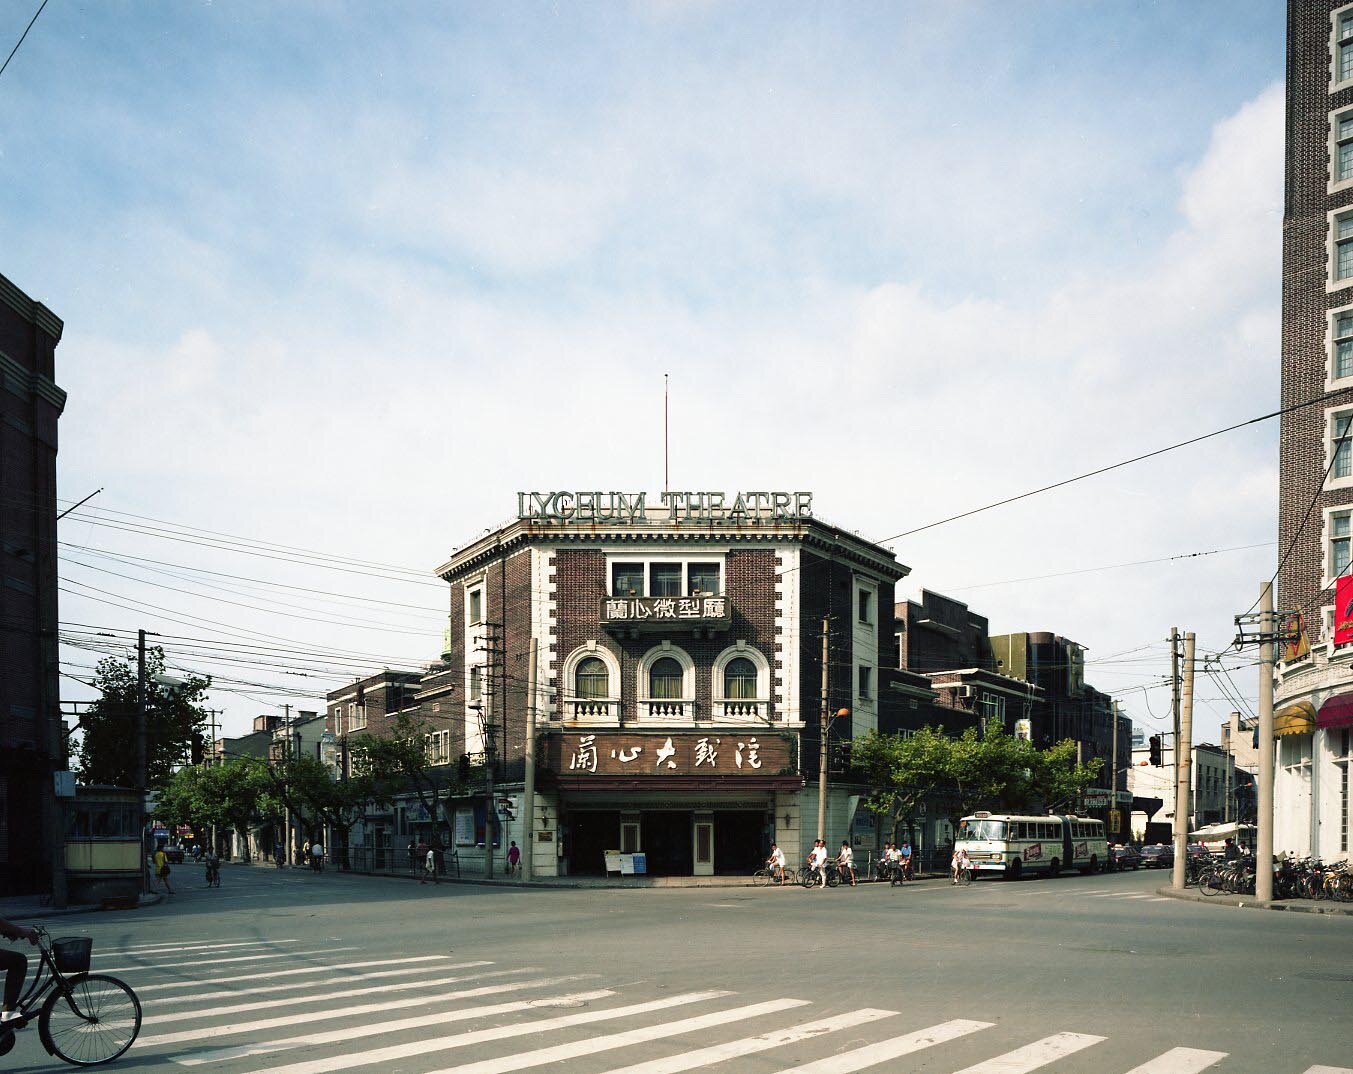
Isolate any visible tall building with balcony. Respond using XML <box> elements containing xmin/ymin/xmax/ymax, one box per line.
<box><xmin>1272</xmin><ymin>1</ymin><xmax>1353</xmax><ymax>862</ymax></box>
<box><xmin>431</xmin><ymin>491</ymin><xmax>907</xmax><ymax>877</ymax></box>
<box><xmin>0</xmin><ymin>271</ymin><xmax>66</xmax><ymax>899</ymax></box>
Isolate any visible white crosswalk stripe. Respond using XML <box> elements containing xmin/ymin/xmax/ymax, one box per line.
<box><xmin>767</xmin><ymin>1018</ymin><xmax>995</xmax><ymax>1073</ymax></box>
<box><xmin>952</xmin><ymin>1031</ymin><xmax>1105</xmax><ymax>1072</ymax></box>
<box><xmin>149</xmin><ymin>967</ymin><xmax>542</xmax><ymax>1020</ymax></box>
<box><xmin>101</xmin><ymin>938</ymin><xmax>297</xmax><ymax>956</ymax></box>
<box><xmin>1122</xmin><ymin>1047</ymin><xmax>1229</xmax><ymax>1073</ymax></box>
<box><xmin>100</xmin><ymin>947</ymin><xmax>358</xmax><ymax>974</ymax></box>
<box><xmin>121</xmin><ymin>949</ymin><xmax>1353</xmax><ymax>1074</ymax></box>
<box><xmin>137</xmin><ymin>954</ymin><xmax>471</xmax><ymax>992</ymax></box>
<box><xmin>140</xmin><ymin>974</ymin><xmax>596</xmax><ymax>1045</ymax></box>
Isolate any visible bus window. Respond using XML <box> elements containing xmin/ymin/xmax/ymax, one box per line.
<box><xmin>1012</xmin><ymin>822</ymin><xmax>1025</xmax><ymax>840</ymax></box>
<box><xmin>959</xmin><ymin>819</ymin><xmax>1007</xmax><ymax>841</ymax></box>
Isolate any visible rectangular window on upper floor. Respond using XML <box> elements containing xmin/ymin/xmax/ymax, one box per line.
<box><xmin>1333</xmin><ymin>307</ymin><xmax>1353</xmax><ymax>386</ymax></box>
<box><xmin>1328</xmin><ymin>508</ymin><xmax>1353</xmax><ymax>589</ymax></box>
<box><xmin>1335</xmin><ymin>109</ymin><xmax>1353</xmax><ymax>191</ymax></box>
<box><xmin>858</xmin><ymin>665</ymin><xmax>873</xmax><ymax>700</ymax></box>
<box><xmin>858</xmin><ymin>588</ymin><xmax>873</xmax><ymax>624</ymax></box>
<box><xmin>1335</xmin><ymin>7</ymin><xmax>1353</xmax><ymax>90</ymax></box>
<box><xmin>1334</xmin><ymin>211</ymin><xmax>1353</xmax><ymax>288</ymax></box>
<box><xmin>1329</xmin><ymin>408</ymin><xmax>1353</xmax><ymax>490</ymax></box>
<box><xmin>650</xmin><ymin>562</ymin><xmax>682</xmax><ymax>597</ymax></box>
<box><xmin>607</xmin><ymin>558</ymin><xmax>724</xmax><ymax>597</ymax></box>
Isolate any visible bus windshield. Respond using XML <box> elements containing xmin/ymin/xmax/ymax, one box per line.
<box><xmin>959</xmin><ymin>819</ymin><xmax>1007</xmax><ymax>841</ymax></box>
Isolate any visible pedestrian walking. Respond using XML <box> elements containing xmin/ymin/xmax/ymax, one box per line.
<box><xmin>153</xmin><ymin>844</ymin><xmax>174</xmax><ymax>895</ymax></box>
<box><xmin>506</xmin><ymin>841</ymin><xmax>521</xmax><ymax>876</ymax></box>
<box><xmin>408</xmin><ymin>841</ymin><xmax>418</xmax><ymax>874</ymax></box>
<box><xmin>421</xmin><ymin>846</ymin><xmax>439</xmax><ymax>885</ymax></box>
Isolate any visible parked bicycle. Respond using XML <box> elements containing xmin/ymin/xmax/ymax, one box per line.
<box><xmin>0</xmin><ymin>926</ymin><xmax>141</xmax><ymax>1066</ymax></box>
<box><xmin>1198</xmin><ymin>858</ymin><xmax>1256</xmax><ymax>897</ymax></box>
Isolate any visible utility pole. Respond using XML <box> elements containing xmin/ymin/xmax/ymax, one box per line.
<box><xmin>1111</xmin><ymin>699</ymin><xmax>1120</xmax><ymax>839</ymax></box>
<box><xmin>523</xmin><ymin>637</ymin><xmax>538</xmax><ymax>882</ymax></box>
<box><xmin>478</xmin><ymin>622</ymin><xmax>503</xmax><ymax>880</ymax></box>
<box><xmin>817</xmin><ymin>616</ymin><xmax>830</xmax><ymax>843</ymax></box>
<box><xmin>1172</xmin><ymin>632</ymin><xmax>1195</xmax><ymax>890</ymax></box>
<box><xmin>137</xmin><ymin>628</ymin><xmax>148</xmax><ymax>896</ymax></box>
<box><xmin>1256</xmin><ymin>582</ymin><xmax>1275</xmax><ymax>901</ymax></box>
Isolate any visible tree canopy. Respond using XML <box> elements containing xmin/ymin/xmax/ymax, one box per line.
<box><xmin>156</xmin><ymin>759</ymin><xmax>279</xmax><ymax>852</ymax></box>
<box><xmin>75</xmin><ymin>647</ymin><xmax>211</xmax><ymax>790</ymax></box>
<box><xmin>853</xmin><ymin>726</ymin><xmax>1104</xmax><ymax>839</ymax></box>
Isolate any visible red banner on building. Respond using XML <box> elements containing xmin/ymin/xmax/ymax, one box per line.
<box><xmin>1336</xmin><ymin>577</ymin><xmax>1353</xmax><ymax>646</ymax></box>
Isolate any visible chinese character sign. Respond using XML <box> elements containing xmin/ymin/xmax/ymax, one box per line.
<box><xmin>548</xmin><ymin>732</ymin><xmax>791</xmax><ymax>777</ymax></box>
<box><xmin>600</xmin><ymin>596</ymin><xmax>733</xmax><ymax>627</ymax></box>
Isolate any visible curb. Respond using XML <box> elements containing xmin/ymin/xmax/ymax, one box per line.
<box><xmin>1154</xmin><ymin>886</ymin><xmax>1353</xmax><ymax>916</ymax></box>
<box><xmin>2</xmin><ymin>892</ymin><xmax>164</xmax><ymax>921</ymax></box>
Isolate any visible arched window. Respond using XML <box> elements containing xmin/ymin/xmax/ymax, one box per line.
<box><xmin>576</xmin><ymin>657</ymin><xmax>609</xmax><ymax>700</ymax></box>
<box><xmin>724</xmin><ymin>657</ymin><xmax>758</xmax><ymax>700</ymax></box>
<box><xmin>649</xmin><ymin>657</ymin><xmax>684</xmax><ymax>700</ymax></box>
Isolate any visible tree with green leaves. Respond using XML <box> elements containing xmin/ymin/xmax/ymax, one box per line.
<box><xmin>268</xmin><ymin>755</ymin><xmax>379</xmax><ymax>862</ymax></box>
<box><xmin>76</xmin><ymin>648</ymin><xmax>211</xmax><ymax>790</ymax></box>
<box><xmin>155</xmin><ymin>759</ymin><xmax>279</xmax><ymax>857</ymax></box>
<box><xmin>1028</xmin><ymin>738</ymin><xmax>1104</xmax><ymax>815</ymax></box>
<box><xmin>853</xmin><ymin>726</ymin><xmax>957</xmax><ymax>843</ymax></box>
<box><xmin>352</xmin><ymin>713</ymin><xmax>474</xmax><ymax>848</ymax></box>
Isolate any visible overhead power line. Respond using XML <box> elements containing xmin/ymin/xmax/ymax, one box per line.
<box><xmin>0</xmin><ymin>0</ymin><xmax>49</xmax><ymax>81</ymax></box>
<box><xmin>876</xmin><ymin>388</ymin><xmax>1353</xmax><ymax>545</ymax></box>
<box><xmin>946</xmin><ymin>541</ymin><xmax>1274</xmax><ymax>592</ymax></box>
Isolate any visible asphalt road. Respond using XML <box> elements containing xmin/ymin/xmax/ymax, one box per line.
<box><xmin>5</xmin><ymin>863</ymin><xmax>1351</xmax><ymax>1074</ymax></box>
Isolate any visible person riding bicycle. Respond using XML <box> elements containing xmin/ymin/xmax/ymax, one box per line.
<box><xmin>951</xmin><ymin>847</ymin><xmax>972</xmax><ymax>884</ymax></box>
<box><xmin>836</xmin><ymin>841</ymin><xmax>856</xmax><ymax>886</ymax></box>
<box><xmin>898</xmin><ymin>839</ymin><xmax>913</xmax><ymax>881</ymax></box>
<box><xmin>807</xmin><ymin>839</ymin><xmax>828</xmax><ymax>888</ymax></box>
<box><xmin>766</xmin><ymin>842</ymin><xmax>786</xmax><ymax>883</ymax></box>
<box><xmin>0</xmin><ymin>916</ymin><xmax>39</xmax><ymax>1025</ymax></box>
<box><xmin>205</xmin><ymin>848</ymin><xmax>221</xmax><ymax>886</ymax></box>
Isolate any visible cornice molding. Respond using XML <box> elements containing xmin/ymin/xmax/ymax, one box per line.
<box><xmin>0</xmin><ymin>347</ymin><xmax>67</xmax><ymax>413</ymax></box>
<box><xmin>0</xmin><ymin>273</ymin><xmax>63</xmax><ymax>341</ymax></box>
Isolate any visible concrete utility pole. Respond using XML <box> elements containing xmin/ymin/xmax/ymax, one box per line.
<box><xmin>1257</xmin><ymin>582</ymin><xmax>1275</xmax><ymax>901</ymax></box>
<box><xmin>1172</xmin><ymin>632</ymin><xmax>1195</xmax><ymax>890</ymax></box>
<box><xmin>817</xmin><ymin>616</ymin><xmax>830</xmax><ymax>843</ymax></box>
<box><xmin>137</xmin><ymin>628</ymin><xmax>148</xmax><ymax>896</ymax></box>
<box><xmin>523</xmin><ymin>637</ymin><xmax>538</xmax><ymax>882</ymax></box>
<box><xmin>1111</xmin><ymin>699</ymin><xmax>1120</xmax><ymax>839</ymax></box>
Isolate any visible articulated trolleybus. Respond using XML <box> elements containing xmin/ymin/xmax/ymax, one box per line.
<box><xmin>956</xmin><ymin>812</ymin><xmax>1108</xmax><ymax>880</ymax></box>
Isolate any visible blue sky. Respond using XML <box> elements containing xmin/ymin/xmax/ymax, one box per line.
<box><xmin>0</xmin><ymin>1</ymin><xmax>1285</xmax><ymax>738</ymax></box>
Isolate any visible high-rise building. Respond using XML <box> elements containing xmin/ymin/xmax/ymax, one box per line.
<box><xmin>1272</xmin><ymin>1</ymin><xmax>1353</xmax><ymax>861</ymax></box>
<box><xmin>0</xmin><ymin>271</ymin><xmax>66</xmax><ymax>898</ymax></box>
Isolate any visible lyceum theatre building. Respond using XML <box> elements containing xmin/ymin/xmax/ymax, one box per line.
<box><xmin>436</xmin><ymin>491</ymin><xmax>907</xmax><ymax>877</ymax></box>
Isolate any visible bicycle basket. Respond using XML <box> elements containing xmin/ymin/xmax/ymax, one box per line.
<box><xmin>51</xmin><ymin>937</ymin><xmax>93</xmax><ymax>974</ymax></box>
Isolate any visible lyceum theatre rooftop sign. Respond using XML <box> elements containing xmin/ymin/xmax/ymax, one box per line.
<box><xmin>516</xmin><ymin>491</ymin><xmax>813</xmax><ymax>524</ymax></box>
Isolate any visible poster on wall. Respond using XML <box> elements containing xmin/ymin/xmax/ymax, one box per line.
<box><xmin>1337</xmin><ymin>578</ymin><xmax>1353</xmax><ymax>646</ymax></box>
<box><xmin>454</xmin><ymin>809</ymin><xmax>475</xmax><ymax>847</ymax></box>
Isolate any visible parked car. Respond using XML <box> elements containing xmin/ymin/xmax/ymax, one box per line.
<box><xmin>1139</xmin><ymin>844</ymin><xmax>1174</xmax><ymax>869</ymax></box>
<box><xmin>1110</xmin><ymin>845</ymin><xmax>1141</xmax><ymax>870</ymax></box>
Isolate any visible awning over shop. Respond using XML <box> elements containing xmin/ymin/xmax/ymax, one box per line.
<box><xmin>1317</xmin><ymin>693</ymin><xmax>1353</xmax><ymax>731</ymax></box>
<box><xmin>1274</xmin><ymin>700</ymin><xmax>1317</xmax><ymax>737</ymax></box>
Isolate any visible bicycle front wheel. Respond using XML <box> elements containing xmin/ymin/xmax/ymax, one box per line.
<box><xmin>752</xmin><ymin>869</ymin><xmax>770</xmax><ymax>887</ymax></box>
<box><xmin>40</xmin><ymin>973</ymin><xmax>142</xmax><ymax>1066</ymax></box>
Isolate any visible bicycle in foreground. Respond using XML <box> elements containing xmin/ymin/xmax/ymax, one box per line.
<box><xmin>0</xmin><ymin>926</ymin><xmax>142</xmax><ymax>1066</ymax></box>
<box><xmin>799</xmin><ymin>861</ymin><xmax>842</xmax><ymax>888</ymax></box>
<box><xmin>752</xmin><ymin>864</ymin><xmax>797</xmax><ymax>886</ymax></box>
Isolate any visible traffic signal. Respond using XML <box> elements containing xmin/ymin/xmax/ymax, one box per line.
<box><xmin>458</xmin><ymin>753</ymin><xmax>472</xmax><ymax>782</ymax></box>
<box><xmin>190</xmin><ymin>733</ymin><xmax>204</xmax><ymax>765</ymax></box>
<box><xmin>1149</xmin><ymin>735</ymin><xmax>1163</xmax><ymax>767</ymax></box>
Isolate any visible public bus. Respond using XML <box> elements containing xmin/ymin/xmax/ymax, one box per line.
<box><xmin>955</xmin><ymin>812</ymin><xmax>1109</xmax><ymax>880</ymax></box>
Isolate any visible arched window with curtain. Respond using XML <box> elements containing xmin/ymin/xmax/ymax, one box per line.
<box><xmin>575</xmin><ymin>657</ymin><xmax>609</xmax><ymax>700</ymax></box>
<box><xmin>649</xmin><ymin>657</ymin><xmax>684</xmax><ymax>700</ymax></box>
<box><xmin>723</xmin><ymin>657</ymin><xmax>757</xmax><ymax>700</ymax></box>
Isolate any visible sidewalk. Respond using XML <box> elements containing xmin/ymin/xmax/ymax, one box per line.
<box><xmin>0</xmin><ymin>892</ymin><xmax>163</xmax><ymax>920</ymax></box>
<box><xmin>1154</xmin><ymin>885</ymin><xmax>1353</xmax><ymax>916</ymax></box>
<box><xmin>235</xmin><ymin>858</ymin><xmax>946</xmax><ymax>890</ymax></box>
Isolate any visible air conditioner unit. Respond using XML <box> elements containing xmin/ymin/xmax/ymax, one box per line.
<box><xmin>954</xmin><ymin>685</ymin><xmax>974</xmax><ymax>699</ymax></box>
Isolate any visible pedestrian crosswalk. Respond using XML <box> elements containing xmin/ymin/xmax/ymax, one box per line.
<box><xmin>67</xmin><ymin>938</ymin><xmax>1349</xmax><ymax>1074</ymax></box>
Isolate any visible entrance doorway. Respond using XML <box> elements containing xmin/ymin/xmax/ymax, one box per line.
<box><xmin>640</xmin><ymin>811</ymin><xmax>693</xmax><ymax>875</ymax></box>
<box><xmin>714</xmin><ymin>811</ymin><xmax>767</xmax><ymax>874</ymax></box>
<box><xmin>568</xmin><ymin>811</ymin><xmax>620</xmax><ymax>876</ymax></box>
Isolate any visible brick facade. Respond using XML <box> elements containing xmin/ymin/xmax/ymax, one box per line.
<box><xmin>0</xmin><ymin>272</ymin><xmax>65</xmax><ymax>898</ymax></box>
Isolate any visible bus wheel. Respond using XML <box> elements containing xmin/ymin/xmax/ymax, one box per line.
<box><xmin>1008</xmin><ymin>858</ymin><xmax>1022</xmax><ymax>881</ymax></box>
<box><xmin>1048</xmin><ymin>858</ymin><xmax>1060</xmax><ymax>878</ymax></box>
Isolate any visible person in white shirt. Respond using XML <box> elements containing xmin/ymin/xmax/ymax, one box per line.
<box><xmin>837</xmin><ymin>841</ymin><xmax>856</xmax><ymax>886</ymax></box>
<box><xmin>951</xmin><ymin>847</ymin><xmax>971</xmax><ymax>884</ymax></box>
<box><xmin>808</xmin><ymin>840</ymin><xmax>829</xmax><ymax>888</ymax></box>
<box><xmin>766</xmin><ymin>843</ymin><xmax>786</xmax><ymax>883</ymax></box>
